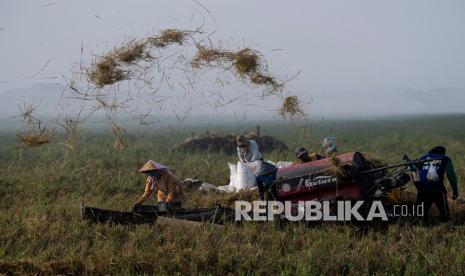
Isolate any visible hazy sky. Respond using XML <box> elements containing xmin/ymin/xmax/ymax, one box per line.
<box><xmin>1</xmin><ymin>0</ymin><xmax>465</xmax><ymax>117</ymax></box>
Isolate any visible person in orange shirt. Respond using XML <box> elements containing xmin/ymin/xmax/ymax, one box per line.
<box><xmin>133</xmin><ymin>160</ymin><xmax>184</xmax><ymax>211</ymax></box>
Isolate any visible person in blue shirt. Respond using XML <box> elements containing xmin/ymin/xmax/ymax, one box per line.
<box><xmin>415</xmin><ymin>146</ymin><xmax>459</xmax><ymax>222</ymax></box>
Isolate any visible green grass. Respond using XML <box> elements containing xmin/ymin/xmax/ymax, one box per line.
<box><xmin>1</xmin><ymin>115</ymin><xmax>465</xmax><ymax>274</ymax></box>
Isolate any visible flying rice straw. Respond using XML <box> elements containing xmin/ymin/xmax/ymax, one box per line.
<box><xmin>13</xmin><ymin>102</ymin><xmax>55</xmax><ymax>149</ymax></box>
<box><xmin>57</xmin><ymin>114</ymin><xmax>82</xmax><ymax>150</ymax></box>
<box><xmin>87</xmin><ymin>39</ymin><xmax>154</xmax><ymax>88</ymax></box>
<box><xmin>16</xmin><ymin>122</ymin><xmax>54</xmax><ymax>149</ymax></box>
<box><xmin>191</xmin><ymin>45</ymin><xmax>283</xmax><ymax>93</ymax></box>
<box><xmin>191</xmin><ymin>45</ymin><xmax>235</xmax><ymax>68</ymax></box>
<box><xmin>61</xmin><ymin>27</ymin><xmax>298</xmax><ymax>153</ymax></box>
<box><xmin>16</xmin><ymin>103</ymin><xmax>37</xmax><ymax>124</ymax></box>
<box><xmin>147</xmin><ymin>29</ymin><xmax>193</xmax><ymax>48</ymax></box>
<box><xmin>278</xmin><ymin>96</ymin><xmax>305</xmax><ymax>119</ymax></box>
<box><xmin>111</xmin><ymin>121</ymin><xmax>128</xmax><ymax>151</ymax></box>
<box><xmin>87</xmin><ymin>29</ymin><xmax>198</xmax><ymax>88</ymax></box>
<box><xmin>87</xmin><ymin>56</ymin><xmax>128</xmax><ymax>88</ymax></box>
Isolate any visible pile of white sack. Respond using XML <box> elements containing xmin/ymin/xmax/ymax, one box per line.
<box><xmin>199</xmin><ymin>160</ymin><xmax>292</xmax><ymax>193</ymax></box>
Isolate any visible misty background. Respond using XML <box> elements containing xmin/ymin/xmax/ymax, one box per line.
<box><xmin>1</xmin><ymin>0</ymin><xmax>465</xmax><ymax>121</ymax></box>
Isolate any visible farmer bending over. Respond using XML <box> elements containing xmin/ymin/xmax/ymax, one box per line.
<box><xmin>236</xmin><ymin>135</ymin><xmax>263</xmax><ymax>163</ymax></box>
<box><xmin>415</xmin><ymin>146</ymin><xmax>459</xmax><ymax>222</ymax></box>
<box><xmin>237</xmin><ymin>135</ymin><xmax>277</xmax><ymax>199</ymax></box>
<box><xmin>133</xmin><ymin>160</ymin><xmax>184</xmax><ymax>212</ymax></box>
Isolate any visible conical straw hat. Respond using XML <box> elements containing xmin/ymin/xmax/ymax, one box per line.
<box><xmin>139</xmin><ymin>160</ymin><xmax>167</xmax><ymax>172</ymax></box>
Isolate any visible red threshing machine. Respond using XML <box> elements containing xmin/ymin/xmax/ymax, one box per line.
<box><xmin>273</xmin><ymin>152</ymin><xmax>411</xmax><ymax>204</ymax></box>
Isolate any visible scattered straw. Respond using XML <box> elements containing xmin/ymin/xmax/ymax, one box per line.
<box><xmin>191</xmin><ymin>45</ymin><xmax>283</xmax><ymax>93</ymax></box>
<box><xmin>216</xmin><ymin>189</ymin><xmax>259</xmax><ymax>207</ymax></box>
<box><xmin>55</xmin><ymin>28</ymin><xmax>295</xmax><ymax>153</ymax></box>
<box><xmin>14</xmin><ymin>103</ymin><xmax>54</xmax><ymax>149</ymax></box>
<box><xmin>58</xmin><ymin>114</ymin><xmax>82</xmax><ymax>150</ymax></box>
<box><xmin>278</xmin><ymin>96</ymin><xmax>305</xmax><ymax>119</ymax></box>
<box><xmin>114</xmin><ymin>41</ymin><xmax>150</xmax><ymax>64</ymax></box>
<box><xmin>87</xmin><ymin>56</ymin><xmax>127</xmax><ymax>88</ymax></box>
<box><xmin>87</xmin><ymin>39</ymin><xmax>151</xmax><ymax>87</ymax></box>
<box><xmin>233</xmin><ymin>48</ymin><xmax>259</xmax><ymax>75</ymax></box>
<box><xmin>250</xmin><ymin>72</ymin><xmax>282</xmax><ymax>92</ymax></box>
<box><xmin>148</xmin><ymin>29</ymin><xmax>191</xmax><ymax>48</ymax></box>
<box><xmin>327</xmin><ymin>155</ymin><xmax>347</xmax><ymax>176</ymax></box>
<box><xmin>86</xmin><ymin>29</ymin><xmax>198</xmax><ymax>87</ymax></box>
<box><xmin>191</xmin><ymin>46</ymin><xmax>234</xmax><ymax>68</ymax></box>
<box><xmin>15</xmin><ymin>103</ymin><xmax>37</xmax><ymax>124</ymax></box>
<box><xmin>111</xmin><ymin>122</ymin><xmax>127</xmax><ymax>151</ymax></box>
<box><xmin>16</xmin><ymin>122</ymin><xmax>54</xmax><ymax>149</ymax></box>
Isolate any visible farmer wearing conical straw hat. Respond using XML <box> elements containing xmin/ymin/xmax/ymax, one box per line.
<box><xmin>133</xmin><ymin>160</ymin><xmax>184</xmax><ymax>211</ymax></box>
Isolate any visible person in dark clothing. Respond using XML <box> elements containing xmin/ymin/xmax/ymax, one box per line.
<box><xmin>255</xmin><ymin>161</ymin><xmax>278</xmax><ymax>200</ymax></box>
<box><xmin>415</xmin><ymin>146</ymin><xmax>459</xmax><ymax>222</ymax></box>
<box><xmin>294</xmin><ymin>147</ymin><xmax>322</xmax><ymax>164</ymax></box>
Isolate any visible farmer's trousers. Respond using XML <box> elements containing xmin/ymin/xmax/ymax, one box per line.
<box><xmin>416</xmin><ymin>189</ymin><xmax>450</xmax><ymax>222</ymax></box>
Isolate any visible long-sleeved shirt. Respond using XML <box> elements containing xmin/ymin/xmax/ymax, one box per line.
<box><xmin>417</xmin><ymin>153</ymin><xmax>459</xmax><ymax>196</ymax></box>
<box><xmin>237</xmin><ymin>139</ymin><xmax>262</xmax><ymax>163</ymax></box>
<box><xmin>136</xmin><ymin>170</ymin><xmax>184</xmax><ymax>204</ymax></box>
<box><xmin>446</xmin><ymin>160</ymin><xmax>459</xmax><ymax>196</ymax></box>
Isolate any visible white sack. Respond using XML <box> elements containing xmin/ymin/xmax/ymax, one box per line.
<box><xmin>217</xmin><ymin>185</ymin><xmax>236</xmax><ymax>193</ymax></box>
<box><xmin>235</xmin><ymin>161</ymin><xmax>257</xmax><ymax>191</ymax></box>
<box><xmin>228</xmin><ymin>162</ymin><xmax>238</xmax><ymax>188</ymax></box>
<box><xmin>198</xmin><ymin>182</ymin><xmax>217</xmax><ymax>192</ymax></box>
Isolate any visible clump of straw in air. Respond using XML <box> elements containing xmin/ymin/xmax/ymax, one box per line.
<box><xmin>13</xmin><ymin>103</ymin><xmax>54</xmax><ymax>149</ymax></box>
<box><xmin>86</xmin><ymin>29</ymin><xmax>197</xmax><ymax>88</ymax></box>
<box><xmin>192</xmin><ymin>46</ymin><xmax>260</xmax><ymax>75</ymax></box>
<box><xmin>148</xmin><ymin>29</ymin><xmax>192</xmax><ymax>48</ymax></box>
<box><xmin>16</xmin><ymin>122</ymin><xmax>54</xmax><ymax>149</ymax></box>
<box><xmin>87</xmin><ymin>39</ymin><xmax>151</xmax><ymax>87</ymax></box>
<box><xmin>250</xmin><ymin>72</ymin><xmax>283</xmax><ymax>93</ymax></box>
<box><xmin>191</xmin><ymin>45</ymin><xmax>283</xmax><ymax>93</ymax></box>
<box><xmin>191</xmin><ymin>46</ymin><xmax>234</xmax><ymax>68</ymax></box>
<box><xmin>87</xmin><ymin>56</ymin><xmax>127</xmax><ymax>88</ymax></box>
<box><xmin>233</xmin><ymin>48</ymin><xmax>259</xmax><ymax>75</ymax></box>
<box><xmin>114</xmin><ymin>41</ymin><xmax>150</xmax><ymax>64</ymax></box>
<box><xmin>278</xmin><ymin>96</ymin><xmax>305</xmax><ymax>119</ymax></box>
